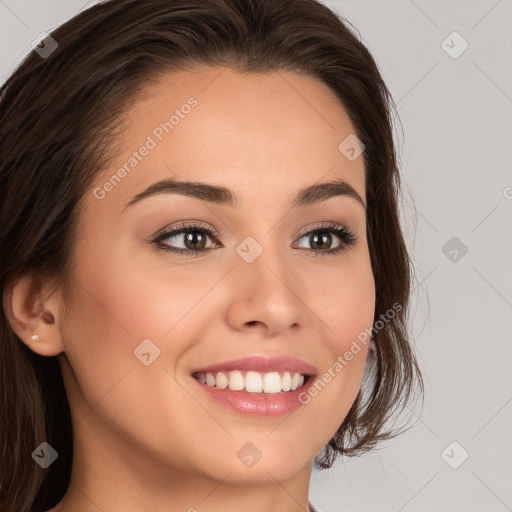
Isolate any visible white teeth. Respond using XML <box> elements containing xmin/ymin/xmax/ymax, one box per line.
<box><xmin>245</xmin><ymin>371</ymin><xmax>263</xmax><ymax>393</ymax></box>
<box><xmin>282</xmin><ymin>371</ymin><xmax>291</xmax><ymax>391</ymax></box>
<box><xmin>263</xmin><ymin>372</ymin><xmax>281</xmax><ymax>393</ymax></box>
<box><xmin>194</xmin><ymin>370</ymin><xmax>307</xmax><ymax>394</ymax></box>
<box><xmin>216</xmin><ymin>372</ymin><xmax>229</xmax><ymax>389</ymax></box>
<box><xmin>228</xmin><ymin>370</ymin><xmax>245</xmax><ymax>391</ymax></box>
<box><xmin>290</xmin><ymin>372</ymin><xmax>300</xmax><ymax>390</ymax></box>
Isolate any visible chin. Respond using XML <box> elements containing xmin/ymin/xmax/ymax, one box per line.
<box><xmin>194</xmin><ymin>439</ymin><xmax>315</xmax><ymax>485</ymax></box>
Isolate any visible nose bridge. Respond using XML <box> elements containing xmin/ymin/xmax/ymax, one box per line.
<box><xmin>235</xmin><ymin>227</ymin><xmax>290</xmax><ymax>289</ymax></box>
<box><xmin>226</xmin><ymin>231</ymin><xmax>305</xmax><ymax>334</ymax></box>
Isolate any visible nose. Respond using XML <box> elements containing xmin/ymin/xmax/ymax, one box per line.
<box><xmin>225</xmin><ymin>251</ymin><xmax>305</xmax><ymax>337</ymax></box>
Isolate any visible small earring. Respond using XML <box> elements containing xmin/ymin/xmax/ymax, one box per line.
<box><xmin>31</xmin><ymin>334</ymin><xmax>42</xmax><ymax>342</ymax></box>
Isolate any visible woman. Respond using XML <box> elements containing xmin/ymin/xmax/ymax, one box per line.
<box><xmin>0</xmin><ymin>0</ymin><xmax>424</xmax><ymax>511</ymax></box>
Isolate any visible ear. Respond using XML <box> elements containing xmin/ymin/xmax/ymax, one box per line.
<box><xmin>3</xmin><ymin>271</ymin><xmax>65</xmax><ymax>356</ymax></box>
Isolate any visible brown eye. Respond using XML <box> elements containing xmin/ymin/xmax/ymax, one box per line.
<box><xmin>294</xmin><ymin>222</ymin><xmax>357</xmax><ymax>257</ymax></box>
<box><xmin>152</xmin><ymin>222</ymin><xmax>220</xmax><ymax>257</ymax></box>
<box><xmin>168</xmin><ymin>229</ymin><xmax>209</xmax><ymax>251</ymax></box>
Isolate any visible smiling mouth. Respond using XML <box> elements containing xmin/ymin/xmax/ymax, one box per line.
<box><xmin>192</xmin><ymin>370</ymin><xmax>310</xmax><ymax>394</ymax></box>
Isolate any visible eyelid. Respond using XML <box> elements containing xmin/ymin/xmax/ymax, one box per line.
<box><xmin>153</xmin><ymin>219</ymin><xmax>354</xmax><ymax>239</ymax></box>
<box><xmin>151</xmin><ymin>219</ymin><xmax>220</xmax><ymax>241</ymax></box>
<box><xmin>293</xmin><ymin>220</ymin><xmax>350</xmax><ymax>238</ymax></box>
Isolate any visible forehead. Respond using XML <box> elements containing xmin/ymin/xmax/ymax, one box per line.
<box><xmin>88</xmin><ymin>66</ymin><xmax>366</xmax><ymax>214</ymax></box>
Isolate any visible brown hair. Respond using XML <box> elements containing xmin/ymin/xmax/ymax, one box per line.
<box><xmin>0</xmin><ymin>0</ymin><xmax>424</xmax><ymax>510</ymax></box>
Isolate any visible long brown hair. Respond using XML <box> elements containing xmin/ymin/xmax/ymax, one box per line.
<box><xmin>0</xmin><ymin>0</ymin><xmax>424</xmax><ymax>510</ymax></box>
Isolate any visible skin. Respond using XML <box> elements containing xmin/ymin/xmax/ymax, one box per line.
<box><xmin>6</xmin><ymin>66</ymin><xmax>375</xmax><ymax>512</ymax></box>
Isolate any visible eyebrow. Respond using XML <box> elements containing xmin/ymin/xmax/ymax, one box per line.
<box><xmin>123</xmin><ymin>177</ymin><xmax>366</xmax><ymax>211</ymax></box>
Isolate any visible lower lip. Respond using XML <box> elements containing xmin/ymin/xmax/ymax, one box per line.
<box><xmin>192</xmin><ymin>376</ymin><xmax>315</xmax><ymax>417</ymax></box>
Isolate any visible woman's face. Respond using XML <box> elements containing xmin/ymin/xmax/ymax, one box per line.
<box><xmin>56</xmin><ymin>66</ymin><xmax>375</xmax><ymax>484</ymax></box>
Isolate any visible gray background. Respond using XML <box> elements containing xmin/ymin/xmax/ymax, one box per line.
<box><xmin>1</xmin><ymin>1</ymin><xmax>511</xmax><ymax>511</ymax></box>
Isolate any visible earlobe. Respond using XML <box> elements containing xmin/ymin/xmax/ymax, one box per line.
<box><xmin>3</xmin><ymin>272</ymin><xmax>65</xmax><ymax>357</ymax></box>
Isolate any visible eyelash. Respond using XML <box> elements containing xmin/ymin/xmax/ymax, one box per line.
<box><xmin>151</xmin><ymin>220</ymin><xmax>357</xmax><ymax>259</ymax></box>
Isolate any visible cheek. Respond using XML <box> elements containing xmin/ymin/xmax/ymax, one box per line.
<box><xmin>67</xmin><ymin>239</ymin><xmax>208</xmax><ymax>344</ymax></box>
<box><xmin>59</xmin><ymin>249</ymin><xmax>215</xmax><ymax>465</ymax></box>
<box><xmin>58</xmin><ymin>244</ymin><xmax>173</xmax><ymax>401</ymax></box>
<box><xmin>304</xmin><ymin>252</ymin><xmax>376</xmax><ymax>354</ymax></box>
<box><xmin>60</xmin><ymin>243</ymin><xmax>222</xmax><ymax>410</ymax></box>
<box><xmin>298</xmin><ymin>253</ymin><xmax>375</xmax><ymax>427</ymax></box>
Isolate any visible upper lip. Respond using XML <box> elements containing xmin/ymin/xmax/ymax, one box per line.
<box><xmin>191</xmin><ymin>355</ymin><xmax>317</xmax><ymax>376</ymax></box>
